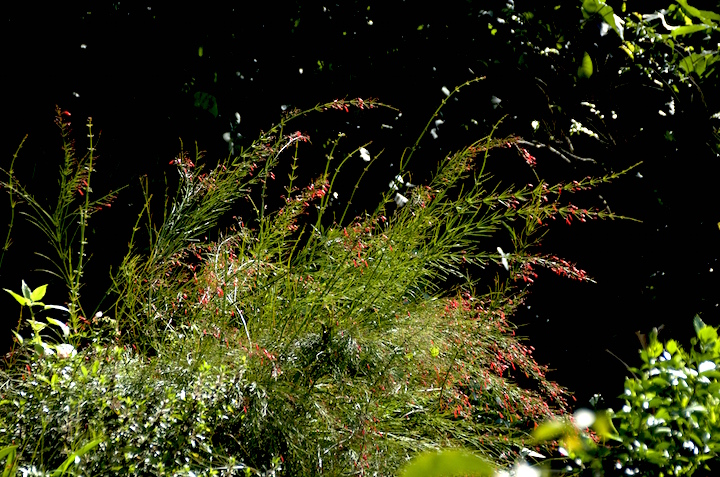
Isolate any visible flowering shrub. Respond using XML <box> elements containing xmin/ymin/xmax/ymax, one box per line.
<box><xmin>1</xmin><ymin>80</ymin><xmax>636</xmax><ymax>475</ymax></box>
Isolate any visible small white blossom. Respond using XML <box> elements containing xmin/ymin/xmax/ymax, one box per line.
<box><xmin>394</xmin><ymin>193</ymin><xmax>408</xmax><ymax>207</ymax></box>
<box><xmin>698</xmin><ymin>361</ymin><xmax>716</xmax><ymax>373</ymax></box>
<box><xmin>441</xmin><ymin>86</ymin><xmax>450</xmax><ymax>96</ymax></box>
<box><xmin>497</xmin><ymin>247</ymin><xmax>509</xmax><ymax>271</ymax></box>
<box><xmin>359</xmin><ymin>147</ymin><xmax>371</xmax><ymax>162</ymax></box>
<box><xmin>56</xmin><ymin>343</ymin><xmax>76</xmax><ymax>359</ymax></box>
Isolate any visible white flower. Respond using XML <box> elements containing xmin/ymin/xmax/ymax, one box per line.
<box><xmin>698</xmin><ymin>361</ymin><xmax>716</xmax><ymax>373</ymax></box>
<box><xmin>394</xmin><ymin>193</ymin><xmax>408</xmax><ymax>207</ymax></box>
<box><xmin>573</xmin><ymin>408</ymin><xmax>595</xmax><ymax>429</ymax></box>
<box><xmin>514</xmin><ymin>462</ymin><xmax>541</xmax><ymax>477</ymax></box>
<box><xmin>531</xmin><ymin>120</ymin><xmax>539</xmax><ymax>131</ymax></box>
<box><xmin>430</xmin><ymin>128</ymin><xmax>438</xmax><ymax>139</ymax></box>
<box><xmin>441</xmin><ymin>86</ymin><xmax>450</xmax><ymax>96</ymax></box>
<box><xmin>56</xmin><ymin>343</ymin><xmax>76</xmax><ymax>359</ymax></box>
<box><xmin>359</xmin><ymin>147</ymin><xmax>371</xmax><ymax>162</ymax></box>
<box><xmin>235</xmin><ymin>112</ymin><xmax>242</xmax><ymax>124</ymax></box>
<box><xmin>222</xmin><ymin>132</ymin><xmax>232</xmax><ymax>143</ymax></box>
<box><xmin>497</xmin><ymin>247</ymin><xmax>509</xmax><ymax>271</ymax></box>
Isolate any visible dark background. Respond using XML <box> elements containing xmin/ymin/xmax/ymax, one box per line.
<box><xmin>3</xmin><ymin>1</ymin><xmax>718</xmax><ymax>409</ymax></box>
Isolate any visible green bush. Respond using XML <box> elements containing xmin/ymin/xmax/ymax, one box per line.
<box><xmin>534</xmin><ymin>316</ymin><xmax>720</xmax><ymax>476</ymax></box>
<box><xmin>1</xmin><ymin>83</ymin><xmax>634</xmax><ymax>475</ymax></box>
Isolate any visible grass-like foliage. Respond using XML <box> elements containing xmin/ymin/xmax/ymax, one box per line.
<box><xmin>1</xmin><ymin>81</ymin><xmax>636</xmax><ymax>476</ymax></box>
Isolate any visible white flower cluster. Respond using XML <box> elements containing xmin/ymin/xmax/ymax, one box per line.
<box><xmin>569</xmin><ymin>118</ymin><xmax>599</xmax><ymax>139</ymax></box>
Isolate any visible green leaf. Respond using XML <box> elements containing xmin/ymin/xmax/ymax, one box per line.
<box><xmin>30</xmin><ymin>284</ymin><xmax>47</xmax><ymax>302</ymax></box>
<box><xmin>4</xmin><ymin>288</ymin><xmax>29</xmax><ymax>307</ymax></box>
<box><xmin>46</xmin><ymin>317</ymin><xmax>70</xmax><ymax>338</ymax></box>
<box><xmin>533</xmin><ymin>418</ymin><xmax>571</xmax><ymax>442</ymax></box>
<box><xmin>694</xmin><ymin>315</ymin><xmax>707</xmax><ymax>335</ymax></box>
<box><xmin>11</xmin><ymin>330</ymin><xmax>23</xmax><ymax>344</ymax></box>
<box><xmin>29</xmin><ymin>320</ymin><xmax>48</xmax><ymax>333</ymax></box>
<box><xmin>21</xmin><ymin>280</ymin><xmax>31</xmax><ymax>301</ymax></box>
<box><xmin>50</xmin><ymin>438</ymin><xmax>103</xmax><ymax>477</ymax></box>
<box><xmin>671</xmin><ymin>24</ymin><xmax>710</xmax><ymax>37</ymax></box>
<box><xmin>193</xmin><ymin>91</ymin><xmax>219</xmax><ymax>118</ymax></box>
<box><xmin>578</xmin><ymin>51</ymin><xmax>594</xmax><ymax>78</ymax></box>
<box><xmin>0</xmin><ymin>445</ymin><xmax>18</xmax><ymax>477</ymax></box>
<box><xmin>675</xmin><ymin>0</ymin><xmax>720</xmax><ymax>23</ymax></box>
<box><xmin>398</xmin><ymin>449</ymin><xmax>494</xmax><ymax>477</ymax></box>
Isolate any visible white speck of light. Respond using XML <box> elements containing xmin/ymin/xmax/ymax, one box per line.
<box><xmin>658</xmin><ymin>110</ymin><xmax>667</xmax><ymax>116</ymax></box>
<box><xmin>235</xmin><ymin>112</ymin><xmax>241</xmax><ymax>124</ymax></box>
<box><xmin>73</xmin><ymin>92</ymin><xmax>80</xmax><ymax>97</ymax></box>
<box><xmin>491</xmin><ymin>96</ymin><xmax>502</xmax><ymax>108</ymax></box>
<box><xmin>80</xmin><ymin>44</ymin><xmax>87</xmax><ymax>49</ymax></box>
<box><xmin>281</xmin><ymin>104</ymin><xmax>288</xmax><ymax>111</ymax></box>
<box><xmin>636</xmin><ymin>172</ymin><xmax>643</xmax><ymax>179</ymax></box>
<box><xmin>531</xmin><ymin>120</ymin><xmax>539</xmax><ymax>131</ymax></box>
<box><xmin>333</xmin><ymin>192</ymin><xmax>338</xmax><ymax>199</ymax></box>
<box><xmin>299</xmin><ymin>68</ymin><xmax>304</xmax><ymax>74</ymax></box>
<box><xmin>434</xmin><ymin>119</ymin><xmax>445</xmax><ymax>127</ymax></box>
<box><xmin>381</xmin><ymin>123</ymin><xmax>393</xmax><ymax>129</ymax></box>
<box><xmin>573</xmin><ymin>408</ymin><xmax>596</xmax><ymax>429</ymax></box>
<box><xmin>367</xmin><ymin>19</ymin><xmax>373</xmax><ymax>25</ymax></box>
<box><xmin>441</xmin><ymin>86</ymin><xmax>450</xmax><ymax>96</ymax></box>
<box><xmin>513</xmin><ymin>462</ymin><xmax>540</xmax><ymax>477</ymax></box>
<box><xmin>430</xmin><ymin>128</ymin><xmax>438</xmax><ymax>139</ymax></box>
<box><xmin>359</xmin><ymin>147</ymin><xmax>371</xmax><ymax>162</ymax></box>
<box><xmin>95</xmin><ymin>311</ymin><xmax>103</xmax><ymax>319</ymax></box>
<box><xmin>222</xmin><ymin>132</ymin><xmax>232</xmax><ymax>143</ymax></box>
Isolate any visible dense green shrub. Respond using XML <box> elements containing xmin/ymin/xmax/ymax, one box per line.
<box><xmin>533</xmin><ymin>316</ymin><xmax>720</xmax><ymax>476</ymax></box>
<box><xmin>1</xmin><ymin>85</ymin><xmax>634</xmax><ymax>475</ymax></box>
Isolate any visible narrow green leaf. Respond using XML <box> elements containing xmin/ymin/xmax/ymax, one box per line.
<box><xmin>11</xmin><ymin>330</ymin><xmax>23</xmax><ymax>344</ymax></box>
<box><xmin>671</xmin><ymin>24</ymin><xmax>709</xmax><ymax>37</ymax></box>
<box><xmin>50</xmin><ymin>438</ymin><xmax>103</xmax><ymax>477</ymax></box>
<box><xmin>675</xmin><ymin>0</ymin><xmax>720</xmax><ymax>22</ymax></box>
<box><xmin>46</xmin><ymin>317</ymin><xmax>70</xmax><ymax>338</ymax></box>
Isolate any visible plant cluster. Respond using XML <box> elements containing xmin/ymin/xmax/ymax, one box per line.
<box><xmin>533</xmin><ymin>316</ymin><xmax>719</xmax><ymax>477</ymax></box>
<box><xmin>1</xmin><ymin>81</ymin><xmax>636</xmax><ymax>475</ymax></box>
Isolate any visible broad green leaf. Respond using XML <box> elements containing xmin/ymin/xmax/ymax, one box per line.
<box><xmin>4</xmin><ymin>288</ymin><xmax>29</xmax><ymax>307</ymax></box>
<box><xmin>398</xmin><ymin>449</ymin><xmax>494</xmax><ymax>477</ymax></box>
<box><xmin>30</xmin><ymin>284</ymin><xmax>47</xmax><ymax>302</ymax></box>
<box><xmin>578</xmin><ymin>51</ymin><xmax>593</xmax><ymax>78</ymax></box>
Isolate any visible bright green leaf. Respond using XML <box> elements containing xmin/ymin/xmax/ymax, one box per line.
<box><xmin>30</xmin><ymin>284</ymin><xmax>47</xmax><ymax>302</ymax></box>
<box><xmin>671</xmin><ymin>24</ymin><xmax>709</xmax><ymax>37</ymax></box>
<box><xmin>399</xmin><ymin>449</ymin><xmax>494</xmax><ymax>477</ymax></box>
<box><xmin>578</xmin><ymin>51</ymin><xmax>594</xmax><ymax>78</ymax></box>
<box><xmin>50</xmin><ymin>438</ymin><xmax>103</xmax><ymax>477</ymax></box>
<box><xmin>4</xmin><ymin>288</ymin><xmax>29</xmax><ymax>307</ymax></box>
<box><xmin>533</xmin><ymin>418</ymin><xmax>570</xmax><ymax>442</ymax></box>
